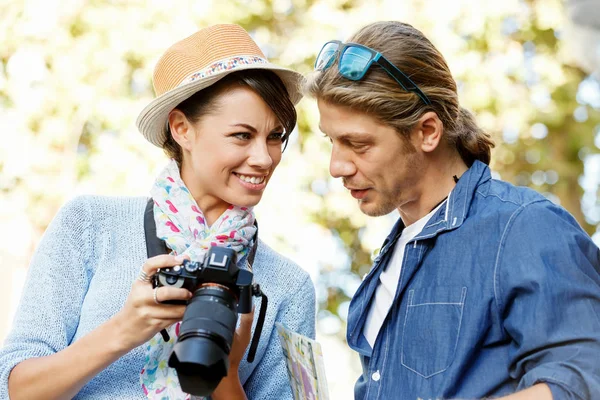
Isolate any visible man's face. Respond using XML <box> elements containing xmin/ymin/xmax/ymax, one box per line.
<box><xmin>318</xmin><ymin>99</ymin><xmax>424</xmax><ymax>217</ymax></box>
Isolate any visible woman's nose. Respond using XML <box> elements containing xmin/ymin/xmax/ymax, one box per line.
<box><xmin>247</xmin><ymin>142</ymin><xmax>273</xmax><ymax>170</ymax></box>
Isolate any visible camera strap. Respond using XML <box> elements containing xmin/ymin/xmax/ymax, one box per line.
<box><xmin>144</xmin><ymin>198</ymin><xmax>169</xmax><ymax>258</ymax></box>
<box><xmin>144</xmin><ymin>198</ymin><xmax>259</xmax><ymax>267</ymax></box>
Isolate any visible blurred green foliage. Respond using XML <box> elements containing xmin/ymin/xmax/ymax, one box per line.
<box><xmin>0</xmin><ymin>0</ymin><xmax>598</xmax><ymax>343</ymax></box>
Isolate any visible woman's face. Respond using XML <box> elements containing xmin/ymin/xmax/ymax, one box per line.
<box><xmin>171</xmin><ymin>85</ymin><xmax>286</xmax><ymax>224</ymax></box>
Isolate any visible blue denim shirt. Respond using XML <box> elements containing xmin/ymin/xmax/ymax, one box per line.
<box><xmin>347</xmin><ymin>161</ymin><xmax>600</xmax><ymax>400</ymax></box>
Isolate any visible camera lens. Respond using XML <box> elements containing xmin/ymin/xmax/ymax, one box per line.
<box><xmin>168</xmin><ymin>284</ymin><xmax>239</xmax><ymax>396</ymax></box>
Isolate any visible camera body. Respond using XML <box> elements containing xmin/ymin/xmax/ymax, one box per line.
<box><xmin>155</xmin><ymin>247</ymin><xmax>253</xmax><ymax>312</ymax></box>
<box><xmin>153</xmin><ymin>247</ymin><xmax>255</xmax><ymax>396</ymax></box>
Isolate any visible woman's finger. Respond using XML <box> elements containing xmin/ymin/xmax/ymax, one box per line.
<box><xmin>238</xmin><ymin>310</ymin><xmax>254</xmax><ymax>337</ymax></box>
<box><xmin>152</xmin><ymin>286</ymin><xmax>192</xmax><ymax>304</ymax></box>
<box><xmin>232</xmin><ymin>309</ymin><xmax>255</xmax><ymax>360</ymax></box>
<box><xmin>140</xmin><ymin>253</ymin><xmax>189</xmax><ymax>277</ymax></box>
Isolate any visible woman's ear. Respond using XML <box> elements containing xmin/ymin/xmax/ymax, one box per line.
<box><xmin>416</xmin><ymin>111</ymin><xmax>444</xmax><ymax>154</ymax></box>
<box><xmin>168</xmin><ymin>109</ymin><xmax>194</xmax><ymax>151</ymax></box>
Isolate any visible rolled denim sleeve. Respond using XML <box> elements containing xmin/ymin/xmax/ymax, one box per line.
<box><xmin>243</xmin><ymin>273</ymin><xmax>316</xmax><ymax>399</ymax></box>
<box><xmin>496</xmin><ymin>200</ymin><xmax>600</xmax><ymax>400</ymax></box>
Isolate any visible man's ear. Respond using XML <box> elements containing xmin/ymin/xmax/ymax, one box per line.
<box><xmin>168</xmin><ymin>109</ymin><xmax>194</xmax><ymax>151</ymax></box>
<box><xmin>416</xmin><ymin>111</ymin><xmax>444</xmax><ymax>154</ymax></box>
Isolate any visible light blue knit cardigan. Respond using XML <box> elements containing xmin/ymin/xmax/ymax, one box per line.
<box><xmin>0</xmin><ymin>195</ymin><xmax>316</xmax><ymax>399</ymax></box>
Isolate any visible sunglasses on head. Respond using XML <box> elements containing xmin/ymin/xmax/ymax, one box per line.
<box><xmin>314</xmin><ymin>40</ymin><xmax>431</xmax><ymax>106</ymax></box>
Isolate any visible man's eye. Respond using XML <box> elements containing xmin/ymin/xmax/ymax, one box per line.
<box><xmin>351</xmin><ymin>143</ymin><xmax>369</xmax><ymax>151</ymax></box>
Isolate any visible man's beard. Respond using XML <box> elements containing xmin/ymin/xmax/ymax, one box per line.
<box><xmin>358</xmin><ymin>192</ymin><xmax>398</xmax><ymax>217</ymax></box>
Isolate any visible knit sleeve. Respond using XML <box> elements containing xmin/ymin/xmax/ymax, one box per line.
<box><xmin>244</xmin><ymin>273</ymin><xmax>316</xmax><ymax>399</ymax></box>
<box><xmin>0</xmin><ymin>196</ymin><xmax>92</xmax><ymax>399</ymax></box>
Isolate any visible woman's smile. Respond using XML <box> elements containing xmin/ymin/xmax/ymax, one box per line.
<box><xmin>233</xmin><ymin>172</ymin><xmax>268</xmax><ymax>191</ymax></box>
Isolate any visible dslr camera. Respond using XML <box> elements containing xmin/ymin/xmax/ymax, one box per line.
<box><xmin>154</xmin><ymin>246</ymin><xmax>267</xmax><ymax>397</ymax></box>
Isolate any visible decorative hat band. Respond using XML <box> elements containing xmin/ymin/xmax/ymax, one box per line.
<box><xmin>180</xmin><ymin>55</ymin><xmax>269</xmax><ymax>87</ymax></box>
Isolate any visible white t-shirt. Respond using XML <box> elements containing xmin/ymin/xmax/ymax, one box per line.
<box><xmin>363</xmin><ymin>201</ymin><xmax>447</xmax><ymax>348</ymax></box>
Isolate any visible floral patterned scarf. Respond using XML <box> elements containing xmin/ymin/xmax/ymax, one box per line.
<box><xmin>140</xmin><ymin>159</ymin><xmax>257</xmax><ymax>399</ymax></box>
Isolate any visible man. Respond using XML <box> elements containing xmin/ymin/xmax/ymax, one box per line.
<box><xmin>305</xmin><ymin>21</ymin><xmax>600</xmax><ymax>399</ymax></box>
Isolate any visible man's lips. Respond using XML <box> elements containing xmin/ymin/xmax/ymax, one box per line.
<box><xmin>346</xmin><ymin>186</ymin><xmax>370</xmax><ymax>200</ymax></box>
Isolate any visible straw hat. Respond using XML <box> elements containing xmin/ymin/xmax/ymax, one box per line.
<box><xmin>136</xmin><ymin>24</ymin><xmax>304</xmax><ymax>147</ymax></box>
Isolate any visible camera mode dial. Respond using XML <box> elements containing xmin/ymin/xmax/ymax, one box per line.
<box><xmin>184</xmin><ymin>259</ymin><xmax>201</xmax><ymax>273</ymax></box>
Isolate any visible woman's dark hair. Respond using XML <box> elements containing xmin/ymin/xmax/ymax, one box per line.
<box><xmin>163</xmin><ymin>69</ymin><xmax>297</xmax><ymax>165</ymax></box>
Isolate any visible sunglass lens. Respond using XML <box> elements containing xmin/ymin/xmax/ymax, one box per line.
<box><xmin>339</xmin><ymin>46</ymin><xmax>372</xmax><ymax>80</ymax></box>
<box><xmin>315</xmin><ymin>42</ymin><xmax>339</xmax><ymax>71</ymax></box>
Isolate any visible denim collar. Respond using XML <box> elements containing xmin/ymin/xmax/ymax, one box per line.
<box><xmin>379</xmin><ymin>160</ymin><xmax>491</xmax><ymax>252</ymax></box>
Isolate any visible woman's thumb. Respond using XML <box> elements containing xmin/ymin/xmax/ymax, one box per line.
<box><xmin>239</xmin><ymin>308</ymin><xmax>255</xmax><ymax>332</ymax></box>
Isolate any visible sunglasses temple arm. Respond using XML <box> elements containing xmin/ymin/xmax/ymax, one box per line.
<box><xmin>377</xmin><ymin>57</ymin><xmax>432</xmax><ymax>105</ymax></box>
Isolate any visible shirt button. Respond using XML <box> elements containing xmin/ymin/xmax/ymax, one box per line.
<box><xmin>371</xmin><ymin>370</ymin><xmax>381</xmax><ymax>382</ymax></box>
<box><xmin>371</xmin><ymin>247</ymin><xmax>381</xmax><ymax>262</ymax></box>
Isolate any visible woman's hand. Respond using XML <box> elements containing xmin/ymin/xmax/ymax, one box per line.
<box><xmin>230</xmin><ymin>309</ymin><xmax>255</xmax><ymax>369</ymax></box>
<box><xmin>112</xmin><ymin>254</ymin><xmax>193</xmax><ymax>351</ymax></box>
<box><xmin>7</xmin><ymin>253</ymin><xmax>193</xmax><ymax>400</ymax></box>
<box><xmin>211</xmin><ymin>309</ymin><xmax>255</xmax><ymax>400</ymax></box>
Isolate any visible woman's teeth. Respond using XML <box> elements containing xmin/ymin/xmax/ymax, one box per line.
<box><xmin>237</xmin><ymin>174</ymin><xmax>265</xmax><ymax>184</ymax></box>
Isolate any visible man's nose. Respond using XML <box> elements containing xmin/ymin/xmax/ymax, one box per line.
<box><xmin>329</xmin><ymin>145</ymin><xmax>356</xmax><ymax>178</ymax></box>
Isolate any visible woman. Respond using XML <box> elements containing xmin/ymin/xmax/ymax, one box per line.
<box><xmin>0</xmin><ymin>24</ymin><xmax>315</xmax><ymax>399</ymax></box>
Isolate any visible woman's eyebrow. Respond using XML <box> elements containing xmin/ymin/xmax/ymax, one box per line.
<box><xmin>229</xmin><ymin>123</ymin><xmax>257</xmax><ymax>133</ymax></box>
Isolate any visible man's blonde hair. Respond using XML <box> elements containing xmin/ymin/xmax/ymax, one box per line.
<box><xmin>305</xmin><ymin>21</ymin><xmax>494</xmax><ymax>166</ymax></box>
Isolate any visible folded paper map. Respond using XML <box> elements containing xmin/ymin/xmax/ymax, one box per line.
<box><xmin>276</xmin><ymin>323</ymin><xmax>329</xmax><ymax>400</ymax></box>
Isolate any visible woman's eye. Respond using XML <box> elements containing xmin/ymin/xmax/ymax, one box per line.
<box><xmin>268</xmin><ymin>132</ymin><xmax>285</xmax><ymax>141</ymax></box>
<box><xmin>232</xmin><ymin>132</ymin><xmax>251</xmax><ymax>140</ymax></box>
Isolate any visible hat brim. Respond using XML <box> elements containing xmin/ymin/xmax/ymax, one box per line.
<box><xmin>136</xmin><ymin>64</ymin><xmax>304</xmax><ymax>148</ymax></box>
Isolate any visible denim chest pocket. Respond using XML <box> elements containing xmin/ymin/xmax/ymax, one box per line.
<box><xmin>401</xmin><ymin>286</ymin><xmax>467</xmax><ymax>378</ymax></box>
